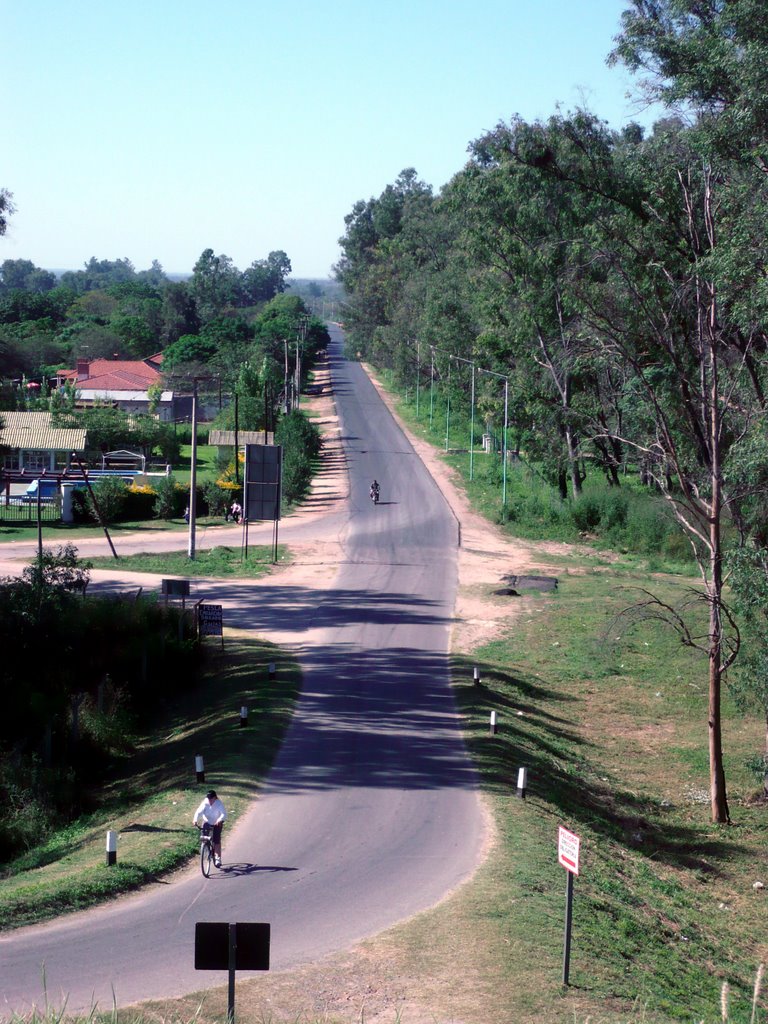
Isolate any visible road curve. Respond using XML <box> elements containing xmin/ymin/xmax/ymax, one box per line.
<box><xmin>0</xmin><ymin>327</ymin><xmax>485</xmax><ymax>1014</ymax></box>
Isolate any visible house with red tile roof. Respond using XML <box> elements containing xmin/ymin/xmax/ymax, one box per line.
<box><xmin>55</xmin><ymin>353</ymin><xmax>184</xmax><ymax>421</ymax></box>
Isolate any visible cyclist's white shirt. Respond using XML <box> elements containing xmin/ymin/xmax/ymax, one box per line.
<box><xmin>193</xmin><ymin>797</ymin><xmax>227</xmax><ymax>825</ymax></box>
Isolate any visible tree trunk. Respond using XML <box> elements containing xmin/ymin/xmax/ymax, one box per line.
<box><xmin>558</xmin><ymin>469</ymin><xmax>568</xmax><ymax>501</ymax></box>
<box><xmin>565</xmin><ymin>424</ymin><xmax>582</xmax><ymax>498</ymax></box>
<box><xmin>705</xmin><ymin>258</ymin><xmax>730</xmax><ymax>824</ymax></box>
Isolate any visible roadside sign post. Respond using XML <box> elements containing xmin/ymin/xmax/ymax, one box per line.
<box><xmin>195</xmin><ymin>921</ymin><xmax>270</xmax><ymax>1024</ymax></box>
<box><xmin>558</xmin><ymin>826</ymin><xmax>581</xmax><ymax>986</ymax></box>
<box><xmin>197</xmin><ymin>603</ymin><xmax>224</xmax><ymax>648</ymax></box>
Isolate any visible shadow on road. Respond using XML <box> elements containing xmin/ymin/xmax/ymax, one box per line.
<box><xmin>216</xmin><ymin>863</ymin><xmax>298</xmax><ymax>877</ymax></box>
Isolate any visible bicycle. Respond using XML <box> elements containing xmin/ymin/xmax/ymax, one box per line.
<box><xmin>196</xmin><ymin>823</ymin><xmax>216</xmax><ymax>877</ymax></box>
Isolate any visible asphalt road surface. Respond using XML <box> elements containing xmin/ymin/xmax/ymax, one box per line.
<box><xmin>0</xmin><ymin>327</ymin><xmax>486</xmax><ymax>1014</ymax></box>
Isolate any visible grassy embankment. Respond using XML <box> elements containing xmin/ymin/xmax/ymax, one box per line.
<box><xmin>0</xmin><ymin>637</ymin><xmax>300</xmax><ymax>931</ymax></box>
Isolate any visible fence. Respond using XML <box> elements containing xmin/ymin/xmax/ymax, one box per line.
<box><xmin>0</xmin><ymin>496</ymin><xmax>60</xmax><ymax>522</ymax></box>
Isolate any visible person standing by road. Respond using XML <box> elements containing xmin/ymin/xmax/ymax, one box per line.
<box><xmin>192</xmin><ymin>789</ymin><xmax>227</xmax><ymax>868</ymax></box>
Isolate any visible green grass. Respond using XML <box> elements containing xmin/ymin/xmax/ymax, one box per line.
<box><xmin>0</xmin><ymin>636</ymin><xmax>301</xmax><ymax>930</ymax></box>
<box><xmin>445</xmin><ymin>560</ymin><xmax>768</xmax><ymax>1022</ymax></box>
<box><xmin>172</xmin><ymin>445</ymin><xmax>221</xmax><ymax>486</ymax></box>
<box><xmin>89</xmin><ymin>545</ymin><xmax>290</xmax><ymax>577</ymax></box>
<box><xmin>0</xmin><ymin>517</ymin><xmax>233</xmax><ymax>544</ymax></box>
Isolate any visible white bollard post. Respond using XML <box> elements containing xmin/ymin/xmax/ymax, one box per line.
<box><xmin>195</xmin><ymin>754</ymin><xmax>205</xmax><ymax>782</ymax></box>
<box><xmin>473</xmin><ymin>665</ymin><xmax>481</xmax><ymax>687</ymax></box>
<box><xmin>106</xmin><ymin>830</ymin><xmax>118</xmax><ymax>866</ymax></box>
<box><xmin>239</xmin><ymin>705</ymin><xmax>248</xmax><ymax>728</ymax></box>
<box><xmin>516</xmin><ymin>767</ymin><xmax>527</xmax><ymax>799</ymax></box>
<box><xmin>268</xmin><ymin>662</ymin><xmax>276</xmax><ymax>680</ymax></box>
<box><xmin>489</xmin><ymin>711</ymin><xmax>497</xmax><ymax>735</ymax></box>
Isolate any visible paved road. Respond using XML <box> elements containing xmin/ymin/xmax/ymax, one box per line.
<box><xmin>0</xmin><ymin>327</ymin><xmax>485</xmax><ymax>1014</ymax></box>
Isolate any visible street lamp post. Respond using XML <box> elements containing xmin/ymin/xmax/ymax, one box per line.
<box><xmin>479</xmin><ymin>367</ymin><xmax>510</xmax><ymax>507</ymax></box>
<box><xmin>416</xmin><ymin>339</ymin><xmax>421</xmax><ymax>419</ymax></box>
<box><xmin>451</xmin><ymin>355</ymin><xmax>477</xmax><ymax>482</ymax></box>
<box><xmin>188</xmin><ymin>379</ymin><xmax>198</xmax><ymax>560</ymax></box>
<box><xmin>445</xmin><ymin>359</ymin><xmax>452</xmax><ymax>452</ymax></box>
<box><xmin>429</xmin><ymin>347</ymin><xmax>435</xmax><ymax>429</ymax></box>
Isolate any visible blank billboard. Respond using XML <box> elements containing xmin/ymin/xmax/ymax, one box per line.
<box><xmin>244</xmin><ymin>444</ymin><xmax>282</xmax><ymax>522</ymax></box>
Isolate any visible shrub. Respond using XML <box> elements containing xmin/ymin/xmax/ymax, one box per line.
<box><xmin>124</xmin><ymin>484</ymin><xmax>156</xmax><ymax>521</ymax></box>
<box><xmin>202</xmin><ymin>480</ymin><xmax>230</xmax><ymax>517</ymax></box>
<box><xmin>152</xmin><ymin>474</ymin><xmax>186</xmax><ymax>519</ymax></box>
<box><xmin>276</xmin><ymin>410</ymin><xmax>321</xmax><ymax>505</ymax></box>
<box><xmin>571</xmin><ymin>493</ymin><xmax>602</xmax><ymax>533</ymax></box>
<box><xmin>154</xmin><ymin>424</ymin><xmax>182</xmax><ymax>464</ymax></box>
<box><xmin>82</xmin><ymin>476</ymin><xmax>129</xmax><ymax>525</ymax></box>
<box><xmin>173</xmin><ymin>422</ymin><xmax>210</xmax><ymax>446</ymax></box>
<box><xmin>601</xmin><ymin>491</ymin><xmax>629</xmax><ymax>532</ymax></box>
<box><xmin>0</xmin><ymin>765</ymin><xmax>56</xmax><ymax>857</ymax></box>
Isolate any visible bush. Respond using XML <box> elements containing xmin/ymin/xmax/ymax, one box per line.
<box><xmin>0</xmin><ymin>764</ymin><xmax>57</xmax><ymax>857</ymax></box>
<box><xmin>276</xmin><ymin>410</ymin><xmax>321</xmax><ymax>505</ymax></box>
<box><xmin>202</xmin><ymin>480</ymin><xmax>230</xmax><ymax>517</ymax></box>
<box><xmin>571</xmin><ymin>493</ymin><xmax>602</xmax><ymax>533</ymax></box>
<box><xmin>124</xmin><ymin>484</ymin><xmax>156</xmax><ymax>521</ymax></box>
<box><xmin>83</xmin><ymin>477</ymin><xmax>129</xmax><ymax>525</ymax></box>
<box><xmin>173</xmin><ymin>422</ymin><xmax>210</xmax><ymax>446</ymax></box>
<box><xmin>153</xmin><ymin>474</ymin><xmax>186</xmax><ymax>519</ymax></box>
<box><xmin>155</xmin><ymin>424</ymin><xmax>182</xmax><ymax>464</ymax></box>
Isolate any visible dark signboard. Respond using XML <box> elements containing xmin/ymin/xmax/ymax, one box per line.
<box><xmin>161</xmin><ymin>578</ymin><xmax>190</xmax><ymax>597</ymax></box>
<box><xmin>244</xmin><ymin>444</ymin><xmax>282</xmax><ymax>522</ymax></box>
<box><xmin>194</xmin><ymin>922</ymin><xmax>270</xmax><ymax>971</ymax></box>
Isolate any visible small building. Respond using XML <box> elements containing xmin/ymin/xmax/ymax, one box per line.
<box><xmin>0</xmin><ymin>411</ymin><xmax>87</xmax><ymax>473</ymax></box>
<box><xmin>55</xmin><ymin>354</ymin><xmax>178</xmax><ymax>422</ymax></box>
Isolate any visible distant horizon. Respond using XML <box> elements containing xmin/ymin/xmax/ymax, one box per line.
<box><xmin>38</xmin><ymin>267</ymin><xmax>338</xmax><ymax>285</ymax></box>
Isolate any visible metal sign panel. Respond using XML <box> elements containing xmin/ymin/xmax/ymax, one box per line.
<box><xmin>194</xmin><ymin>922</ymin><xmax>270</xmax><ymax>971</ymax></box>
<box><xmin>244</xmin><ymin>444</ymin><xmax>282</xmax><ymax>522</ymax></box>
<box><xmin>161</xmin><ymin>578</ymin><xmax>190</xmax><ymax>597</ymax></box>
<box><xmin>198</xmin><ymin>604</ymin><xmax>223</xmax><ymax>636</ymax></box>
<box><xmin>558</xmin><ymin>826</ymin><xmax>581</xmax><ymax>875</ymax></box>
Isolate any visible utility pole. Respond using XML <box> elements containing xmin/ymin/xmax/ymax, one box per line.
<box><xmin>188</xmin><ymin>379</ymin><xmax>198</xmax><ymax>560</ymax></box>
<box><xmin>283</xmin><ymin>338</ymin><xmax>290</xmax><ymax>413</ymax></box>
<box><xmin>234</xmin><ymin>392</ymin><xmax>240</xmax><ymax>484</ymax></box>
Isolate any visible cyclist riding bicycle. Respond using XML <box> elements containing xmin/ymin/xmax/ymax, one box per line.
<box><xmin>192</xmin><ymin>789</ymin><xmax>227</xmax><ymax>868</ymax></box>
<box><xmin>370</xmin><ymin>480</ymin><xmax>380</xmax><ymax>503</ymax></box>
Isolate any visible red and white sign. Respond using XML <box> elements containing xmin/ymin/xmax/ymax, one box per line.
<box><xmin>558</xmin><ymin>826</ymin><xmax>581</xmax><ymax>875</ymax></box>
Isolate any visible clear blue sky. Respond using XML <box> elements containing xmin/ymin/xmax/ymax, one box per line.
<box><xmin>4</xmin><ymin>1</ymin><xmax>655</xmax><ymax>281</ymax></box>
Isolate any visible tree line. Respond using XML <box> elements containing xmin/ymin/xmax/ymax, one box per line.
<box><xmin>0</xmin><ymin>247</ymin><xmax>292</xmax><ymax>379</ymax></box>
<box><xmin>335</xmin><ymin>0</ymin><xmax>768</xmax><ymax>824</ymax></box>
<box><xmin>0</xmin><ymin>242</ymin><xmax>331</xmax><ymax>455</ymax></box>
